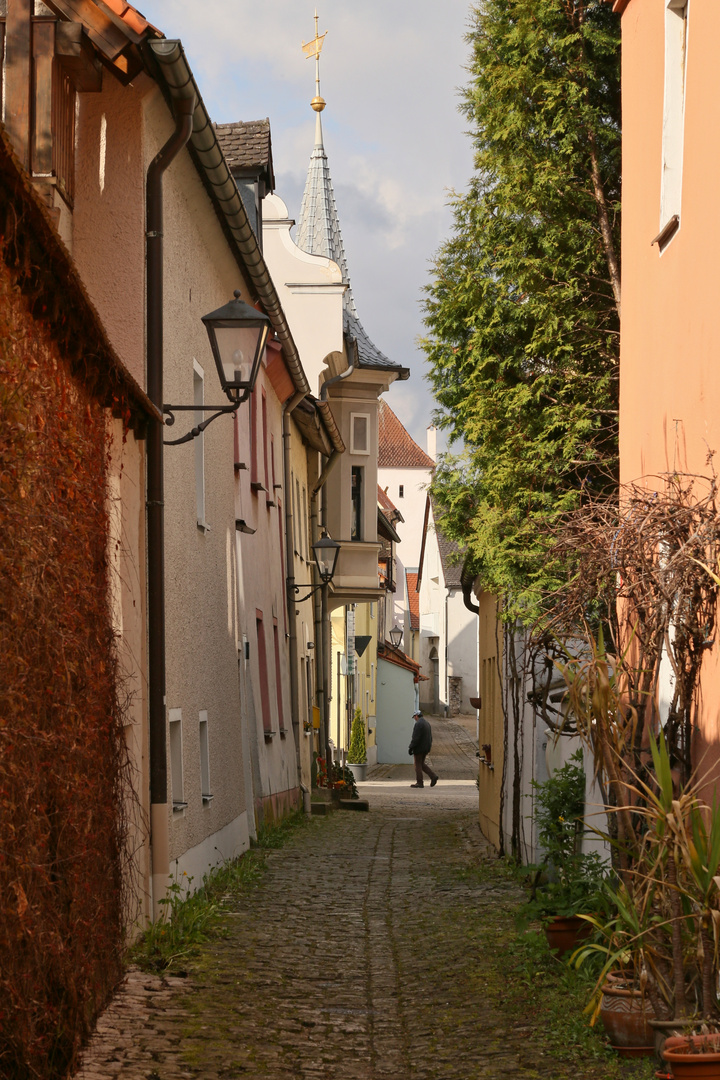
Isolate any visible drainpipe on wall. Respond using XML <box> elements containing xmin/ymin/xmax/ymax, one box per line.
<box><xmin>310</xmin><ymin>448</ymin><xmax>341</xmax><ymax>773</ymax></box>
<box><xmin>146</xmin><ymin>92</ymin><xmax>196</xmax><ymax>921</ymax></box>
<box><xmin>282</xmin><ymin>389</ymin><xmax>309</xmax><ymax>810</ymax></box>
<box><xmin>316</xmin><ymin>360</ymin><xmax>355</xmax><ymax>765</ymax></box>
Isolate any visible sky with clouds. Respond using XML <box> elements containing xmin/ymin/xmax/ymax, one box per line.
<box><xmin>137</xmin><ymin>1</ymin><xmax>476</xmax><ymax>449</ymax></box>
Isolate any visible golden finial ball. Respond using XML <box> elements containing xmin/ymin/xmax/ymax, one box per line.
<box><xmin>311</xmin><ymin>95</ymin><xmax>326</xmax><ymax>112</ymax></box>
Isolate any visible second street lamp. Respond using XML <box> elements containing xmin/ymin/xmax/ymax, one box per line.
<box><xmin>389</xmin><ymin>625</ymin><xmax>403</xmax><ymax>649</ymax></box>
<box><xmin>289</xmin><ymin>533</ymin><xmax>341</xmax><ymax>603</ymax></box>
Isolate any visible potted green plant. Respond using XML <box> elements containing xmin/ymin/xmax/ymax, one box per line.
<box><xmin>524</xmin><ymin>750</ymin><xmax>607</xmax><ymax>956</ymax></box>
<box><xmin>347</xmin><ymin>707</ymin><xmax>367</xmax><ymax>783</ymax></box>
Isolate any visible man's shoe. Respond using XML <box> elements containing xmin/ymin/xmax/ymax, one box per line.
<box><xmin>430</xmin><ymin>776</ymin><xmax>438</xmax><ymax>787</ymax></box>
<box><xmin>410</xmin><ymin>782</ymin><xmax>424</xmax><ymax>788</ymax></box>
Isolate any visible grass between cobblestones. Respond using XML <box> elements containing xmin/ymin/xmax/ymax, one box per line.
<box><xmin>459</xmin><ymin>858</ymin><xmax>654</xmax><ymax>1080</ymax></box>
<box><xmin>128</xmin><ymin>812</ymin><xmax>307</xmax><ymax>975</ymax></box>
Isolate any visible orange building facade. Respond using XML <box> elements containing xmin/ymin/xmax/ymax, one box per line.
<box><xmin>617</xmin><ymin>0</ymin><xmax>720</xmax><ymax>768</ymax></box>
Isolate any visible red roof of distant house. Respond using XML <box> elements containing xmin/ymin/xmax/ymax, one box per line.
<box><xmin>378</xmin><ymin>641</ymin><xmax>421</xmax><ymax>679</ymax></box>
<box><xmin>406</xmin><ymin>570</ymin><xmax>419</xmax><ymax>631</ymax></box>
<box><xmin>377</xmin><ymin>484</ymin><xmax>397</xmax><ymax>514</ymax></box>
<box><xmin>378</xmin><ymin>399</ymin><xmax>435</xmax><ymax>469</ymax></box>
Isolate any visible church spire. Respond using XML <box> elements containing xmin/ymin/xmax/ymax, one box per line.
<box><xmin>296</xmin><ymin>13</ymin><xmax>398</xmax><ymax>373</ymax></box>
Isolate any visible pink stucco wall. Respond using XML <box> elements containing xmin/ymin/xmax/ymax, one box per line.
<box><xmin>620</xmin><ymin>0</ymin><xmax>720</xmax><ymax>767</ymax></box>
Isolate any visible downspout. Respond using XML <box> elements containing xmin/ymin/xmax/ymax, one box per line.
<box><xmin>316</xmin><ymin>358</ymin><xmax>355</xmax><ymax>766</ymax></box>
<box><xmin>282</xmin><ymin>389</ymin><xmax>308</xmax><ymax>809</ymax></box>
<box><xmin>146</xmin><ymin>93</ymin><xmax>196</xmax><ymax>920</ymax></box>
<box><xmin>310</xmin><ymin>449</ymin><xmax>341</xmax><ymax>774</ymax></box>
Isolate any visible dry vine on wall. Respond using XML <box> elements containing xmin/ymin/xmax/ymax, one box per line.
<box><xmin>535</xmin><ymin>472</ymin><xmax>720</xmax><ymax>863</ymax></box>
<box><xmin>0</xmin><ymin>260</ymin><xmax>131</xmax><ymax>1078</ymax></box>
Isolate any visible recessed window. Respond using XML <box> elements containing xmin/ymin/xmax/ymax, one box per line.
<box><xmin>351</xmin><ymin>466</ymin><xmax>363</xmax><ymax>541</ymax></box>
<box><xmin>659</xmin><ymin>0</ymin><xmax>688</xmax><ymax>248</ymax></box>
<box><xmin>350</xmin><ymin>413</ymin><xmax>371</xmax><ymax>455</ymax></box>
<box><xmin>169</xmin><ymin>709</ymin><xmax>186</xmax><ymax>810</ymax></box>
<box><xmin>199</xmin><ymin>711</ymin><xmax>212</xmax><ymax>803</ymax></box>
<box><xmin>256</xmin><ymin>612</ymin><xmax>272</xmax><ymax>735</ymax></box>
<box><xmin>399</xmin><ymin>485</ymin><xmax>404</xmax><ymax>499</ymax></box>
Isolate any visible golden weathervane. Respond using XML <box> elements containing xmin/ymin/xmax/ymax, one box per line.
<box><xmin>302</xmin><ymin>10</ymin><xmax>327</xmax><ymax>113</ymax></box>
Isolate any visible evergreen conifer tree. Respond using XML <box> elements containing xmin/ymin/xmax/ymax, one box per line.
<box><xmin>421</xmin><ymin>0</ymin><xmax>621</xmax><ymax>618</ymax></box>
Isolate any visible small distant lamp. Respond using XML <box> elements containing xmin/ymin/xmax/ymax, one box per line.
<box><xmin>389</xmin><ymin>625</ymin><xmax>403</xmax><ymax>649</ymax></box>
<box><xmin>201</xmin><ymin>291</ymin><xmax>271</xmax><ymax>403</ymax></box>
<box><xmin>313</xmin><ymin>533</ymin><xmax>341</xmax><ymax>585</ymax></box>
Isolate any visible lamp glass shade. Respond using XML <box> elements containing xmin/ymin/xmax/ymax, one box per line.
<box><xmin>389</xmin><ymin>625</ymin><xmax>403</xmax><ymax>648</ymax></box>
<box><xmin>202</xmin><ymin>294</ymin><xmax>271</xmax><ymax>401</ymax></box>
<box><xmin>313</xmin><ymin>534</ymin><xmax>340</xmax><ymax>583</ymax></box>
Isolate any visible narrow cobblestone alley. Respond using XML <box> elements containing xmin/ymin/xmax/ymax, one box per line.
<box><xmin>74</xmin><ymin>719</ymin><xmax>624</xmax><ymax>1080</ymax></box>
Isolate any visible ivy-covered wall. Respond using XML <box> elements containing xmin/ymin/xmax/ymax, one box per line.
<box><xmin>0</xmin><ymin>131</ymin><xmax>137</xmax><ymax>1077</ymax></box>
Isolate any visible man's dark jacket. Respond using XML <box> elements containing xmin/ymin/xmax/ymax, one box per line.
<box><xmin>408</xmin><ymin>716</ymin><xmax>432</xmax><ymax>757</ymax></box>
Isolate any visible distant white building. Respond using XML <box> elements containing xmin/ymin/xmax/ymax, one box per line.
<box><xmin>377</xmin><ymin>401</ymin><xmax>435</xmax><ymax>643</ymax></box>
<box><xmin>416</xmin><ymin>497</ymin><xmax>478</xmax><ymax>716</ymax></box>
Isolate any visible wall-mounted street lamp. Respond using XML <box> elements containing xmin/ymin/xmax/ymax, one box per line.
<box><xmin>389</xmin><ymin>625</ymin><xmax>403</xmax><ymax>649</ymax></box>
<box><xmin>290</xmin><ymin>533</ymin><xmax>341</xmax><ymax>603</ymax></box>
<box><xmin>164</xmin><ymin>291</ymin><xmax>270</xmax><ymax>446</ymax></box>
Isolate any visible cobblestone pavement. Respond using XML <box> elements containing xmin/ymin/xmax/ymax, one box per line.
<box><xmin>73</xmin><ymin>719</ymin><xmax>610</xmax><ymax>1080</ymax></box>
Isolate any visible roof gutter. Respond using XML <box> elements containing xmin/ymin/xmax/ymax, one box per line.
<box><xmin>316</xmin><ymin>400</ymin><xmax>344</xmax><ymax>452</ymax></box>
<box><xmin>145</xmin><ymin>39</ymin><xmax>309</xmax><ymax>398</ymax></box>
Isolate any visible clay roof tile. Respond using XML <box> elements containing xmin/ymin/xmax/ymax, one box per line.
<box><xmin>406</xmin><ymin>570</ymin><xmax>420</xmax><ymax>631</ymax></box>
<box><xmin>101</xmin><ymin>0</ymin><xmax>159</xmax><ymax>37</ymax></box>
<box><xmin>378</xmin><ymin>399</ymin><xmax>435</xmax><ymax>469</ymax></box>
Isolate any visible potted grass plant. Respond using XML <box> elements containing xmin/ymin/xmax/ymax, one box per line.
<box><xmin>575</xmin><ymin>733</ymin><xmax>720</xmax><ymax>1060</ymax></box>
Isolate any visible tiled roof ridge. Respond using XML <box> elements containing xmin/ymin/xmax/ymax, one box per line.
<box><xmin>405</xmin><ymin>569</ymin><xmax>420</xmax><ymax>631</ymax></box>
<box><xmin>378</xmin><ymin>399</ymin><xmax>435</xmax><ymax>468</ymax></box>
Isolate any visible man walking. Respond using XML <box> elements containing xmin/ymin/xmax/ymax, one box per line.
<box><xmin>408</xmin><ymin>710</ymin><xmax>438</xmax><ymax>788</ymax></box>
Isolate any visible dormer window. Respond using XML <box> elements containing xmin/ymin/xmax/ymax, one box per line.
<box><xmin>0</xmin><ymin>4</ymin><xmax>102</xmax><ymax>210</ymax></box>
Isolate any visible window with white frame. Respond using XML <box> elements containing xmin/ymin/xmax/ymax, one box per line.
<box><xmin>199</xmin><ymin>711</ymin><xmax>212</xmax><ymax>802</ymax></box>
<box><xmin>169</xmin><ymin>709</ymin><xmax>185</xmax><ymax>810</ymax></box>
<box><xmin>193</xmin><ymin>362</ymin><xmax>206</xmax><ymax>528</ymax></box>
<box><xmin>659</xmin><ymin>0</ymin><xmax>688</xmax><ymax>249</ymax></box>
<box><xmin>350</xmin><ymin>413</ymin><xmax>371</xmax><ymax>455</ymax></box>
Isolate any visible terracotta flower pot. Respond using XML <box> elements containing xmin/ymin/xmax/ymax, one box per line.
<box><xmin>599</xmin><ymin>974</ymin><xmax>655</xmax><ymax>1058</ymax></box>
<box><xmin>543</xmin><ymin>914</ymin><xmax>591</xmax><ymax>958</ymax></box>
<box><xmin>662</xmin><ymin>1033</ymin><xmax>720</xmax><ymax>1078</ymax></box>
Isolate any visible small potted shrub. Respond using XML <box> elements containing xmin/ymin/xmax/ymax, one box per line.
<box><xmin>524</xmin><ymin>749</ymin><xmax>606</xmax><ymax>957</ymax></box>
<box><xmin>347</xmin><ymin>707</ymin><xmax>367</xmax><ymax>783</ymax></box>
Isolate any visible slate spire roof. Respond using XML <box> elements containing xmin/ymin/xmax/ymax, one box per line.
<box><xmin>295</xmin><ymin>65</ymin><xmax>407</xmax><ymax>376</ymax></box>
